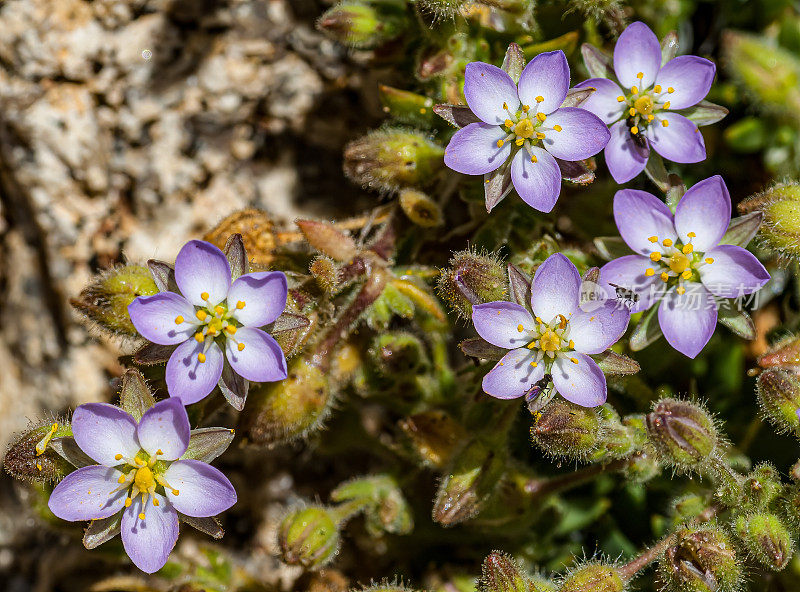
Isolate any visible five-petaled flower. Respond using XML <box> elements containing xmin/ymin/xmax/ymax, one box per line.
<box><xmin>128</xmin><ymin>240</ymin><xmax>288</xmax><ymax>406</ymax></box>
<box><xmin>576</xmin><ymin>21</ymin><xmax>715</xmax><ymax>183</ymax></box>
<box><xmin>472</xmin><ymin>253</ymin><xmax>630</xmax><ymax>407</ymax></box>
<box><xmin>599</xmin><ymin>176</ymin><xmax>770</xmax><ymax>358</ymax></box>
<box><xmin>444</xmin><ymin>50</ymin><xmax>610</xmax><ymax>213</ymax></box>
<box><xmin>47</xmin><ymin>399</ymin><xmax>237</xmax><ymax>573</ymax></box>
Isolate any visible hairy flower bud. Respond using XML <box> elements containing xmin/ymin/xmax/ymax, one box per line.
<box><xmin>71</xmin><ymin>264</ymin><xmax>158</xmax><ymax>337</ymax></box>
<box><xmin>437</xmin><ymin>249</ymin><xmax>507</xmax><ymax>320</ymax></box>
<box><xmin>740</xmin><ymin>463</ymin><xmax>784</xmax><ymax>511</ymax></box>
<box><xmin>343</xmin><ymin>129</ymin><xmax>444</xmax><ymax>193</ymax></box>
<box><xmin>739</xmin><ymin>182</ymin><xmax>800</xmax><ymax>260</ymax></box>
<box><xmin>203</xmin><ymin>208</ymin><xmax>279</xmax><ymax>269</ymax></box>
<box><xmin>646</xmin><ymin>399</ymin><xmax>719</xmax><ymax>470</ymax></box>
<box><xmin>477</xmin><ymin>551</ymin><xmax>534</xmax><ymax>592</ymax></box>
<box><xmin>530</xmin><ymin>400</ymin><xmax>601</xmax><ymax>462</ymax></box>
<box><xmin>757</xmin><ymin>334</ymin><xmax>800</xmax><ymax>370</ymax></box>
<box><xmin>659</xmin><ymin>527</ymin><xmax>741</xmax><ymax>592</ymax></box>
<box><xmin>4</xmin><ymin>421</ymin><xmax>73</xmax><ymax>484</ymax></box>
<box><xmin>416</xmin><ymin>0</ymin><xmax>468</xmax><ymax>18</ymax></box>
<box><xmin>399</xmin><ymin>189</ymin><xmax>444</xmax><ymax>227</ymax></box>
<box><xmin>756</xmin><ymin>369</ymin><xmax>800</xmax><ymax>434</ymax></box>
<box><xmin>735</xmin><ymin>512</ymin><xmax>793</xmax><ymax>570</ymax></box>
<box><xmin>278</xmin><ymin>506</ymin><xmax>340</xmax><ymax>569</ymax></box>
<box><xmin>317</xmin><ymin>1</ymin><xmax>407</xmax><ymax>49</ymax></box>
<box><xmin>331</xmin><ymin>475</ymin><xmax>413</xmax><ymax>536</ymax></box>
<box><xmin>558</xmin><ymin>564</ymin><xmax>624</xmax><ymax>592</ymax></box>
<box><xmin>378</xmin><ymin>86</ymin><xmax>436</xmax><ymax>128</ymax></box>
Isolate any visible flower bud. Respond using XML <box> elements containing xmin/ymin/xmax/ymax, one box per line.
<box><xmin>317</xmin><ymin>1</ymin><xmax>407</xmax><ymax>49</ymax></box>
<box><xmin>4</xmin><ymin>421</ymin><xmax>73</xmax><ymax>484</ymax></box>
<box><xmin>378</xmin><ymin>86</ymin><xmax>435</xmax><ymax>128</ymax></box>
<box><xmin>398</xmin><ymin>411</ymin><xmax>465</xmax><ymax>468</ymax></box>
<box><xmin>416</xmin><ymin>0</ymin><xmax>467</xmax><ymax>19</ymax></box>
<box><xmin>310</xmin><ymin>256</ymin><xmax>340</xmax><ymax>293</ymax></box>
<box><xmin>740</xmin><ymin>463</ymin><xmax>784</xmax><ymax>511</ymax></box>
<box><xmin>436</xmin><ymin>249</ymin><xmax>507</xmax><ymax>320</ymax></box>
<box><xmin>735</xmin><ymin>512</ymin><xmax>793</xmax><ymax>570</ymax></box>
<box><xmin>343</xmin><ymin>129</ymin><xmax>444</xmax><ymax>193</ymax></box>
<box><xmin>203</xmin><ymin>208</ymin><xmax>279</xmax><ymax>269</ymax></box>
<box><xmin>739</xmin><ymin>182</ymin><xmax>800</xmax><ymax>259</ymax></box>
<box><xmin>331</xmin><ymin>475</ymin><xmax>413</xmax><ymax>536</ymax></box>
<box><xmin>659</xmin><ymin>527</ymin><xmax>741</xmax><ymax>592</ymax></box>
<box><xmin>477</xmin><ymin>551</ymin><xmax>533</xmax><ymax>592</ymax></box>
<box><xmin>399</xmin><ymin>189</ymin><xmax>444</xmax><ymax>227</ymax></box>
<box><xmin>71</xmin><ymin>264</ymin><xmax>158</xmax><ymax>337</ymax></box>
<box><xmin>369</xmin><ymin>331</ymin><xmax>427</xmax><ymax>375</ymax></box>
<box><xmin>756</xmin><ymin>369</ymin><xmax>800</xmax><ymax>434</ymax></box>
<box><xmin>558</xmin><ymin>564</ymin><xmax>624</xmax><ymax>592</ymax></box>
<box><xmin>646</xmin><ymin>399</ymin><xmax>719</xmax><ymax>470</ymax></box>
<box><xmin>530</xmin><ymin>400</ymin><xmax>601</xmax><ymax>462</ymax></box>
<box><xmin>757</xmin><ymin>334</ymin><xmax>800</xmax><ymax>370</ymax></box>
<box><xmin>278</xmin><ymin>506</ymin><xmax>340</xmax><ymax>569</ymax></box>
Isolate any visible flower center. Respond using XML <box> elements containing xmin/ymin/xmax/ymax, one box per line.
<box><xmin>495</xmin><ymin>98</ymin><xmax>563</xmax><ymax>163</ymax></box>
<box><xmin>634</xmin><ymin>95</ymin><xmax>653</xmax><ymax>116</ymax></box>
<box><xmin>669</xmin><ymin>252</ymin><xmax>690</xmax><ymax>274</ymax></box>
<box><xmin>174</xmin><ymin>294</ymin><xmax>248</xmax><ymax>363</ymax></box>
<box><xmin>108</xmin><ymin>450</ymin><xmax>181</xmax><ymax>522</ymax></box>
<box><xmin>644</xmin><ymin>232</ymin><xmax>715</xmax><ymax>295</ymax></box>
<box><xmin>539</xmin><ymin>328</ymin><xmax>562</xmax><ymax>352</ymax></box>
<box><xmin>615</xmin><ymin>73</ymin><xmax>676</xmax><ymax>138</ymax></box>
<box><xmin>514</xmin><ymin>118</ymin><xmax>535</xmax><ymax>139</ymax></box>
<box><xmin>133</xmin><ymin>465</ymin><xmax>155</xmax><ymax>493</ymax></box>
<box><xmin>518</xmin><ymin>314</ymin><xmax>579</xmax><ymax>367</ymax></box>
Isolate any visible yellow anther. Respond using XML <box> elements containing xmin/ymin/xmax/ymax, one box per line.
<box><xmin>705</xmin><ymin>257</ymin><xmax>714</xmax><ymax>264</ymax></box>
<box><xmin>134</xmin><ymin>456</ymin><xmax>144</xmax><ymax>466</ymax></box>
<box><xmin>539</xmin><ymin>329</ymin><xmax>562</xmax><ymax>352</ymax></box>
<box><xmin>198</xmin><ymin>352</ymin><xmax>206</xmax><ymax>363</ymax></box>
<box><xmin>172</xmin><ymin>489</ymin><xmax>180</xmax><ymax>496</ymax></box>
<box><xmin>629</xmin><ymin>107</ymin><xmax>636</xmax><ymax>117</ymax></box>
<box><xmin>36</xmin><ymin>462</ymin><xmax>43</xmax><ymax>471</ymax></box>
<box><xmin>118</xmin><ymin>474</ymin><xmax>126</xmax><ymax>483</ymax></box>
<box><xmin>515</xmin><ymin>137</ymin><xmax>525</xmax><ymax>146</ymax></box>
<box><xmin>650</xmin><ymin>252</ymin><xmax>662</xmax><ymax>262</ymax></box>
<box><xmin>114</xmin><ymin>453</ymin><xmax>123</xmax><ymax>461</ymax></box>
<box><xmin>201</xmin><ymin>292</ymin><xmax>209</xmax><ymax>301</ymax></box>
<box><xmin>654</xmin><ymin>85</ymin><xmax>662</xmax><ymax>93</ymax></box>
<box><xmin>530</xmin><ymin>154</ymin><xmax>538</xmax><ymax>163</ymax></box>
<box><xmin>676</xmin><ymin>286</ymin><xmax>686</xmax><ymax>295</ymax></box>
<box><xmin>647</xmin><ymin>114</ymin><xmax>654</xmax><ymax>122</ymax></box>
<box><xmin>667</xmin><ymin>87</ymin><xmax>674</xmax><ymax>93</ymax></box>
<box><xmin>174</xmin><ymin>315</ymin><xmax>184</xmax><ymax>324</ymax></box>
<box><xmin>661</xmin><ymin>119</ymin><xmax>669</xmax><ymax>127</ymax></box>
<box><xmin>636</xmin><ymin>72</ymin><xmax>644</xmax><ymax>79</ymax></box>
<box><xmin>660</xmin><ymin>272</ymin><xmax>669</xmax><ymax>282</ymax></box>
<box><xmin>687</xmin><ymin>232</ymin><xmax>696</xmax><ymax>238</ymax></box>
<box><xmin>237</xmin><ymin>342</ymin><xmax>245</xmax><ymax>351</ymax></box>
<box><xmin>648</xmin><ymin>236</ymin><xmax>658</xmax><ymax>243</ymax></box>
<box><xmin>196</xmin><ymin>310</ymin><xmax>207</xmax><ymax>321</ymax></box>
<box><xmin>535</xmin><ymin>317</ymin><xmax>542</xmax><ymax>323</ymax></box>
<box><xmin>530</xmin><ymin>361</ymin><xmax>538</xmax><ymax>367</ymax></box>
<box><xmin>497</xmin><ymin>139</ymin><xmax>505</xmax><ymax>148</ymax></box>
<box><xmin>535</xmin><ymin>95</ymin><xmax>544</xmax><ymax>103</ymax></box>
<box><xmin>138</xmin><ymin>513</ymin><xmax>146</xmax><ymax>520</ymax></box>
<box><xmin>682</xmin><ymin>244</ymin><xmax>694</xmax><ymax>254</ymax></box>
<box><xmin>195</xmin><ymin>332</ymin><xmax>204</xmax><ymax>343</ymax></box>
<box><xmin>662</xmin><ymin>238</ymin><xmax>673</xmax><ymax>247</ymax></box>
<box><xmin>522</xmin><ymin>105</ymin><xmax>531</xmax><ymax>113</ymax></box>
<box><xmin>225</xmin><ymin>325</ymin><xmax>237</xmax><ymax>335</ymax></box>
<box><xmin>645</xmin><ymin>268</ymin><xmax>655</xmax><ymax>276</ymax></box>
<box><xmin>663</xmin><ymin>101</ymin><xmax>671</xmax><ymax>110</ymax></box>
<box><xmin>631</xmin><ymin>85</ymin><xmax>639</xmax><ymax>95</ymax></box>
<box><xmin>568</xmin><ymin>339</ymin><xmax>575</xmax><ymax>349</ymax></box>
<box><xmin>156</xmin><ymin>449</ymin><xmax>163</xmax><ymax>456</ymax></box>
<box><xmin>214</xmin><ymin>305</ymin><xmax>225</xmax><ymax>315</ymax></box>
<box><xmin>536</xmin><ymin>112</ymin><xmax>546</xmax><ymax>122</ymax></box>
<box><xmin>153</xmin><ymin>498</ymin><xmax>160</xmax><ymax>507</ymax></box>
<box><xmin>558</xmin><ymin>314</ymin><xmax>568</xmax><ymax>329</ymax></box>
<box><xmin>503</xmin><ymin>102</ymin><xmax>508</xmax><ymax>110</ymax></box>
<box><xmin>125</xmin><ymin>498</ymin><xmax>132</xmax><ymax>507</ymax></box>
<box><xmin>553</xmin><ymin>125</ymin><xmax>562</xmax><ymax>132</ymax></box>
<box><xmin>681</xmin><ymin>269</ymin><xmax>692</xmax><ymax>280</ymax></box>
<box><xmin>630</xmin><ymin>126</ymin><xmax>639</xmax><ymax>135</ymax></box>
<box><xmin>517</xmin><ymin>324</ymin><xmax>524</xmax><ymax>332</ymax></box>
<box><xmin>505</xmin><ymin>119</ymin><xmax>514</xmax><ymax>127</ymax></box>
<box><xmin>536</xmin><ymin>132</ymin><xmax>546</xmax><ymax>140</ymax></box>
<box><xmin>617</xmin><ymin>95</ymin><xmax>625</xmax><ymax>102</ymax></box>
<box><xmin>570</xmin><ymin>357</ymin><xmax>579</xmax><ymax>364</ymax></box>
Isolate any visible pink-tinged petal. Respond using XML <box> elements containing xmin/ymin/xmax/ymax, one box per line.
<box><xmin>614</xmin><ymin>21</ymin><xmax>661</xmax><ymax>89</ymax></box>
<box><xmin>700</xmin><ymin>245</ymin><xmax>770</xmax><ymax>298</ymax></box>
<box><xmin>164</xmin><ymin>460</ymin><xmax>237</xmax><ymax>517</ymax></box>
<box><xmin>228</xmin><ymin>272</ymin><xmax>287</xmax><ymax>327</ymax></box>
<box><xmin>646</xmin><ymin>112</ymin><xmax>706</xmax><ymax>163</ymax></box>
<box><xmin>674</xmin><ymin>175</ymin><xmax>730</xmax><ymax>252</ymax></box>
<box><xmin>552</xmin><ymin>354</ymin><xmax>607</xmax><ymax>407</ymax></box>
<box><xmin>658</xmin><ymin>285</ymin><xmax>717</xmax><ymax>358</ymax></box>
<box><xmin>605</xmin><ymin>120</ymin><xmax>649</xmax><ymax>183</ymax></box>
<box><xmin>166</xmin><ymin>340</ymin><xmax>224</xmax><ymax>405</ymax></box>
<box><xmin>482</xmin><ymin>348</ymin><xmax>544</xmax><ymax>400</ymax></box>
<box><xmin>225</xmin><ymin>327</ymin><xmax>287</xmax><ymax>383</ymax></box>
<box><xmin>599</xmin><ymin>255</ymin><xmax>664</xmax><ymax>314</ymax></box>
<box><xmin>542</xmin><ymin>108</ymin><xmax>610</xmax><ymax>160</ymax></box>
<box><xmin>613</xmin><ymin>188</ymin><xmax>677</xmax><ymax>254</ymax></box>
<box><xmin>121</xmin><ymin>493</ymin><xmax>178</xmax><ymax>574</ymax></box>
<box><xmin>444</xmin><ymin>123</ymin><xmax>510</xmax><ymax>175</ymax></box>
<box><xmin>531</xmin><ymin>253</ymin><xmax>581</xmax><ymax>321</ymax></box>
<box><xmin>517</xmin><ymin>50</ymin><xmax>570</xmax><ymax>115</ymax></box>
<box><xmin>174</xmin><ymin>240</ymin><xmax>231</xmax><ymax>307</ymax></box>
<box><xmin>463</xmin><ymin>62</ymin><xmax>520</xmax><ymax>125</ymax></box>
<box><xmin>137</xmin><ymin>399</ymin><xmax>190</xmax><ymax>461</ymax></box>
<box><xmin>471</xmin><ymin>301</ymin><xmax>536</xmax><ymax>349</ymax></box>
<box><xmin>128</xmin><ymin>292</ymin><xmax>196</xmax><ymax>346</ymax></box>
<box><xmin>48</xmin><ymin>465</ymin><xmax>126</xmax><ymax>521</ymax></box>
<box><xmin>569</xmin><ymin>302</ymin><xmax>630</xmax><ymax>354</ymax></box>
<box><xmin>72</xmin><ymin>403</ymin><xmax>139</xmax><ymax>466</ymax></box>
<box><xmin>574</xmin><ymin>78</ymin><xmax>627</xmax><ymax>125</ymax></box>
<box><xmin>655</xmin><ymin>55</ymin><xmax>716</xmax><ymax>109</ymax></box>
<box><xmin>510</xmin><ymin>147</ymin><xmax>561</xmax><ymax>213</ymax></box>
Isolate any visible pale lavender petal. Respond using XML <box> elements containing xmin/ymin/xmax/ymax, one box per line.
<box><xmin>700</xmin><ymin>245</ymin><xmax>770</xmax><ymax>298</ymax></box>
<box><xmin>574</xmin><ymin>78</ymin><xmax>627</xmax><ymax>125</ymax></box>
<box><xmin>517</xmin><ymin>50</ymin><xmax>570</xmax><ymax>115</ymax></box>
<box><xmin>166</xmin><ymin>339</ymin><xmax>224</xmax><ymax>405</ymax></box>
<box><xmin>658</xmin><ymin>285</ymin><xmax>717</xmax><ymax>358</ymax></box>
<box><xmin>471</xmin><ymin>301</ymin><xmax>536</xmax><ymax>349</ymax></box>
<box><xmin>228</xmin><ymin>271</ymin><xmax>287</xmax><ymax>327</ymax></box>
<box><xmin>552</xmin><ymin>354</ymin><xmax>607</xmax><ymax>407</ymax></box>
<box><xmin>613</xmin><ymin>188</ymin><xmax>678</xmax><ymax>254</ymax></box>
<box><xmin>614</xmin><ymin>21</ymin><xmax>661</xmax><ymax>89</ymax></box>
<box><xmin>482</xmin><ymin>348</ymin><xmax>544</xmax><ymax>400</ymax></box>
<box><xmin>121</xmin><ymin>493</ymin><xmax>178</xmax><ymax>574</ymax></box>
<box><xmin>48</xmin><ymin>465</ymin><xmax>126</xmax><ymax>521</ymax></box>
<box><xmin>72</xmin><ymin>403</ymin><xmax>140</xmax><ymax>466</ymax></box>
<box><xmin>569</xmin><ymin>302</ymin><xmax>630</xmax><ymax>354</ymax></box>
<box><xmin>605</xmin><ymin>120</ymin><xmax>649</xmax><ymax>183</ymax></box>
<box><xmin>655</xmin><ymin>55</ymin><xmax>716</xmax><ymax>110</ymax></box>
<box><xmin>137</xmin><ymin>398</ymin><xmax>190</xmax><ymax>461</ymax></box>
<box><xmin>674</xmin><ymin>175</ymin><xmax>730</xmax><ymax>252</ymax></box>
<box><xmin>463</xmin><ymin>62</ymin><xmax>520</xmax><ymax>125</ymax></box>
<box><xmin>128</xmin><ymin>292</ymin><xmax>196</xmax><ymax>346</ymax></box>
<box><xmin>444</xmin><ymin>123</ymin><xmax>510</xmax><ymax>175</ymax></box>
<box><xmin>164</xmin><ymin>460</ymin><xmax>237</xmax><ymax>517</ymax></box>
<box><xmin>531</xmin><ymin>253</ymin><xmax>581</xmax><ymax>320</ymax></box>
<box><xmin>646</xmin><ymin>112</ymin><xmax>706</xmax><ymax>163</ymax></box>
<box><xmin>225</xmin><ymin>327</ymin><xmax>287</xmax><ymax>383</ymax></box>
<box><xmin>542</xmin><ymin>108</ymin><xmax>610</xmax><ymax>160</ymax></box>
<box><xmin>510</xmin><ymin>147</ymin><xmax>561</xmax><ymax>213</ymax></box>
<box><xmin>599</xmin><ymin>255</ymin><xmax>664</xmax><ymax>314</ymax></box>
<box><xmin>174</xmin><ymin>240</ymin><xmax>232</xmax><ymax>307</ymax></box>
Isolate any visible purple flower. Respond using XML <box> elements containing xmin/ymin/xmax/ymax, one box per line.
<box><xmin>599</xmin><ymin>176</ymin><xmax>770</xmax><ymax>358</ymax></box>
<box><xmin>471</xmin><ymin>254</ymin><xmax>630</xmax><ymax>407</ymax></box>
<box><xmin>576</xmin><ymin>21</ymin><xmax>716</xmax><ymax>183</ymax></box>
<box><xmin>47</xmin><ymin>399</ymin><xmax>237</xmax><ymax>573</ymax></box>
<box><xmin>128</xmin><ymin>240</ymin><xmax>288</xmax><ymax>406</ymax></box>
<box><xmin>443</xmin><ymin>50</ymin><xmax>610</xmax><ymax>213</ymax></box>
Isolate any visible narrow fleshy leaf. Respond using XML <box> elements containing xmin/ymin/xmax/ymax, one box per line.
<box><xmin>592</xmin><ymin>350</ymin><xmax>641</xmax><ymax>375</ymax></box>
<box><xmin>50</xmin><ymin>437</ymin><xmax>95</xmax><ymax>468</ymax></box>
<box><xmin>593</xmin><ymin>236</ymin><xmax>634</xmax><ymax>260</ymax></box>
<box><xmin>665</xmin><ymin>175</ymin><xmax>686</xmax><ymax>211</ymax></box>
<box><xmin>433</xmin><ymin>104</ymin><xmax>482</xmax><ymax>129</ymax></box>
<box><xmin>681</xmin><ymin>100</ymin><xmax>729</xmax><ymax>126</ymax></box>
<box><xmin>582</xmin><ymin>266</ymin><xmax>600</xmax><ymax>284</ymax></box>
<box><xmin>557</xmin><ymin>158</ymin><xmax>595</xmax><ymax>185</ymax></box>
<box><xmin>224</xmin><ymin>233</ymin><xmax>249</xmax><ymax>281</ymax></box>
<box><xmin>507</xmin><ymin>263</ymin><xmax>532</xmax><ymax>307</ymax></box>
<box><xmin>661</xmin><ymin>31</ymin><xmax>679</xmax><ymax>65</ymax></box>
<box><xmin>147</xmin><ymin>260</ymin><xmax>178</xmax><ymax>293</ymax></box>
<box><xmin>133</xmin><ymin>342</ymin><xmax>176</xmax><ymax>366</ymax></box>
<box><xmin>644</xmin><ymin>153</ymin><xmax>670</xmax><ymax>194</ymax></box>
<box><xmin>560</xmin><ymin>87</ymin><xmax>595</xmax><ymax>108</ymax></box>
<box><xmin>718</xmin><ymin>303</ymin><xmax>756</xmax><ymax>339</ymax></box>
<box><xmin>271</xmin><ymin>312</ymin><xmax>311</xmax><ymax>334</ymax></box>
<box><xmin>182</xmin><ymin>427</ymin><xmax>236</xmax><ymax>463</ymax></box>
<box><xmin>720</xmin><ymin>211</ymin><xmax>763</xmax><ymax>247</ymax></box>
<box><xmin>218</xmin><ymin>362</ymin><xmax>248</xmax><ymax>411</ymax></box>
<box><xmin>459</xmin><ymin>338</ymin><xmax>508</xmax><ymax>361</ymax></box>
<box><xmin>180</xmin><ymin>514</ymin><xmax>224</xmax><ymax>539</ymax></box>
<box><xmin>296</xmin><ymin>220</ymin><xmax>359</xmax><ymax>262</ymax></box>
<box><xmin>581</xmin><ymin>43</ymin><xmax>614</xmax><ymax>79</ymax></box>
<box><xmin>119</xmin><ymin>369</ymin><xmax>155</xmax><ymax>421</ymax></box>
<box><xmin>501</xmin><ymin>42</ymin><xmax>525</xmax><ymax>83</ymax></box>
<box><xmin>629</xmin><ymin>305</ymin><xmax>663</xmax><ymax>351</ymax></box>
<box><xmin>84</xmin><ymin>514</ymin><xmax>122</xmax><ymax>549</ymax></box>
<box><xmin>485</xmin><ymin>160</ymin><xmax>514</xmax><ymax>212</ymax></box>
